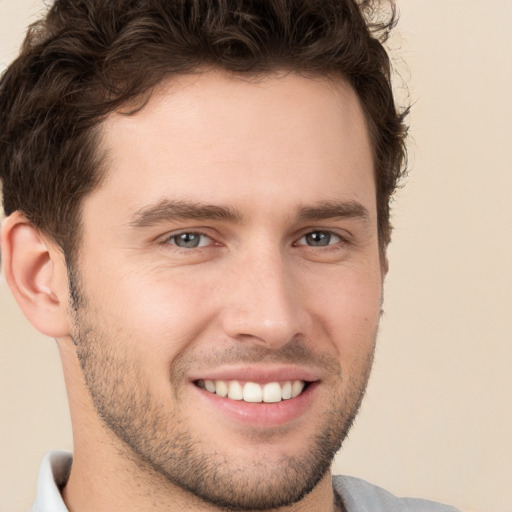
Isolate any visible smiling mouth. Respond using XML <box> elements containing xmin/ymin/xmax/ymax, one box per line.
<box><xmin>195</xmin><ymin>379</ymin><xmax>309</xmax><ymax>403</ymax></box>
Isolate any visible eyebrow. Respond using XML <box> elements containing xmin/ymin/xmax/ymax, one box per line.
<box><xmin>296</xmin><ymin>200</ymin><xmax>371</xmax><ymax>223</ymax></box>
<box><xmin>129</xmin><ymin>199</ymin><xmax>245</xmax><ymax>227</ymax></box>
<box><xmin>129</xmin><ymin>198</ymin><xmax>371</xmax><ymax>229</ymax></box>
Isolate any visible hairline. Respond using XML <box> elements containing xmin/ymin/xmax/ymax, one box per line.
<box><xmin>64</xmin><ymin>67</ymin><xmax>387</xmax><ymax>267</ymax></box>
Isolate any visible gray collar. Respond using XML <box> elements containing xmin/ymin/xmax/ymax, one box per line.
<box><xmin>31</xmin><ymin>451</ymin><xmax>459</xmax><ymax>512</ymax></box>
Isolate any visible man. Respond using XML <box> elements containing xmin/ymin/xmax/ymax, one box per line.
<box><xmin>0</xmin><ymin>1</ymin><xmax>460</xmax><ymax>511</ymax></box>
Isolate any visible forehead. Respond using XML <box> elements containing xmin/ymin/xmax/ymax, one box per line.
<box><xmin>91</xmin><ymin>70</ymin><xmax>375</xmax><ymax>221</ymax></box>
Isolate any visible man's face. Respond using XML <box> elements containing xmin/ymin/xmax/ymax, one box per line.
<box><xmin>70</xmin><ymin>70</ymin><xmax>383</xmax><ymax>509</ymax></box>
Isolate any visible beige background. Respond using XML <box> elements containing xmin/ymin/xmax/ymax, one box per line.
<box><xmin>1</xmin><ymin>1</ymin><xmax>511</xmax><ymax>511</ymax></box>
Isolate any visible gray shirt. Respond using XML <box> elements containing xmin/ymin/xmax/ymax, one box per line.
<box><xmin>31</xmin><ymin>451</ymin><xmax>460</xmax><ymax>512</ymax></box>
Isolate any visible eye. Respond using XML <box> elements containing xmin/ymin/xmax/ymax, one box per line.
<box><xmin>295</xmin><ymin>231</ymin><xmax>342</xmax><ymax>247</ymax></box>
<box><xmin>167</xmin><ymin>232</ymin><xmax>212</xmax><ymax>249</ymax></box>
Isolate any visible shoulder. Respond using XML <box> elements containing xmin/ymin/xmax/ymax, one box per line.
<box><xmin>333</xmin><ymin>474</ymin><xmax>462</xmax><ymax>512</ymax></box>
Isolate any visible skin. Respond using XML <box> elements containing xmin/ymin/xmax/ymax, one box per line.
<box><xmin>2</xmin><ymin>70</ymin><xmax>384</xmax><ymax>512</ymax></box>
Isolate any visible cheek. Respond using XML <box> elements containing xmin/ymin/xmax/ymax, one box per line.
<box><xmin>306</xmin><ymin>265</ymin><xmax>382</xmax><ymax>353</ymax></box>
<box><xmin>84</xmin><ymin>264</ymin><xmax>219</xmax><ymax>364</ymax></box>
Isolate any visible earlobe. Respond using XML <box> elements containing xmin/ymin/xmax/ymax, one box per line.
<box><xmin>1</xmin><ymin>212</ymin><xmax>71</xmax><ymax>338</ymax></box>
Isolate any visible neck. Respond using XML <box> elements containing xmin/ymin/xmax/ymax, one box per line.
<box><xmin>63</xmin><ymin>449</ymin><xmax>338</xmax><ymax>512</ymax></box>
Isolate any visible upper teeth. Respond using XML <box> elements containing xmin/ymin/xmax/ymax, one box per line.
<box><xmin>199</xmin><ymin>379</ymin><xmax>305</xmax><ymax>403</ymax></box>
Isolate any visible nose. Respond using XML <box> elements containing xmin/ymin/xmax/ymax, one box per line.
<box><xmin>220</xmin><ymin>250</ymin><xmax>311</xmax><ymax>349</ymax></box>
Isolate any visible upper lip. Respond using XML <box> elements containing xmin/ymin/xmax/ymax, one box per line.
<box><xmin>189</xmin><ymin>365</ymin><xmax>321</xmax><ymax>384</ymax></box>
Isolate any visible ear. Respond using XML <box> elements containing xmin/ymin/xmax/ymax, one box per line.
<box><xmin>1</xmin><ymin>212</ymin><xmax>71</xmax><ymax>338</ymax></box>
<box><xmin>381</xmin><ymin>254</ymin><xmax>389</xmax><ymax>278</ymax></box>
<box><xmin>379</xmin><ymin>246</ymin><xmax>389</xmax><ymax>280</ymax></box>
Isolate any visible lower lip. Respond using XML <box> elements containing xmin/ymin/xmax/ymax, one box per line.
<box><xmin>191</xmin><ymin>382</ymin><xmax>319</xmax><ymax>427</ymax></box>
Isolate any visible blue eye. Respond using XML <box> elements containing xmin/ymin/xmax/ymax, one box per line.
<box><xmin>297</xmin><ymin>231</ymin><xmax>341</xmax><ymax>247</ymax></box>
<box><xmin>168</xmin><ymin>232</ymin><xmax>211</xmax><ymax>249</ymax></box>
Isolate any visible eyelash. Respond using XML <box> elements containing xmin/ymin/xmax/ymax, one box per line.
<box><xmin>293</xmin><ymin>231</ymin><xmax>344</xmax><ymax>248</ymax></box>
<box><xmin>163</xmin><ymin>229</ymin><xmax>347</xmax><ymax>251</ymax></box>
<box><xmin>165</xmin><ymin>231</ymin><xmax>214</xmax><ymax>250</ymax></box>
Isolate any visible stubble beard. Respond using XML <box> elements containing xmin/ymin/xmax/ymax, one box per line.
<box><xmin>69</xmin><ymin>271</ymin><xmax>376</xmax><ymax>511</ymax></box>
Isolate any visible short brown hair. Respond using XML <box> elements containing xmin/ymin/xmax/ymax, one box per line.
<box><xmin>0</xmin><ymin>0</ymin><xmax>408</xmax><ymax>259</ymax></box>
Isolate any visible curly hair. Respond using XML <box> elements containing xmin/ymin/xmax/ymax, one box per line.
<box><xmin>0</xmin><ymin>0</ymin><xmax>408</xmax><ymax>259</ymax></box>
